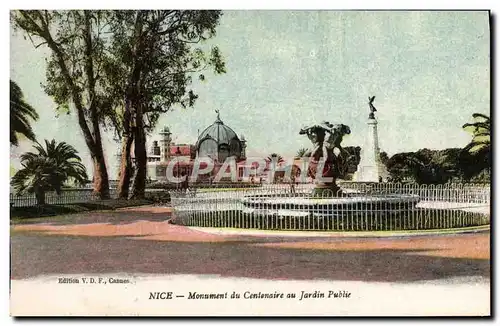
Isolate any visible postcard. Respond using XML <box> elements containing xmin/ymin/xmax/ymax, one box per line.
<box><xmin>9</xmin><ymin>9</ymin><xmax>491</xmax><ymax>316</ymax></box>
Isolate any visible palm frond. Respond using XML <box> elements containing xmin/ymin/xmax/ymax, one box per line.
<box><xmin>463</xmin><ymin>113</ymin><xmax>491</xmax><ymax>169</ymax></box>
<box><xmin>10</xmin><ymin>139</ymin><xmax>88</xmax><ymax>197</ymax></box>
<box><xmin>472</xmin><ymin>113</ymin><xmax>490</xmax><ymax>121</ymax></box>
<box><xmin>10</xmin><ymin>80</ymin><xmax>39</xmax><ymax>146</ymax></box>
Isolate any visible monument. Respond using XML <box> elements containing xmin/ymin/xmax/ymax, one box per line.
<box><xmin>299</xmin><ymin>121</ymin><xmax>351</xmax><ymax>197</ymax></box>
<box><xmin>354</xmin><ymin>96</ymin><xmax>389</xmax><ymax>182</ymax></box>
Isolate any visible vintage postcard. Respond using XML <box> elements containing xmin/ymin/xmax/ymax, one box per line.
<box><xmin>9</xmin><ymin>9</ymin><xmax>491</xmax><ymax>316</ymax></box>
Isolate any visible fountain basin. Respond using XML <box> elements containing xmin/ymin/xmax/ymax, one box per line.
<box><xmin>170</xmin><ymin>187</ymin><xmax>489</xmax><ymax>231</ymax></box>
<box><xmin>240</xmin><ymin>194</ymin><xmax>420</xmax><ymax>212</ymax></box>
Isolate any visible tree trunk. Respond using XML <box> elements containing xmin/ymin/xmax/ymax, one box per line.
<box><xmin>84</xmin><ymin>12</ymin><xmax>111</xmax><ymax>200</ymax></box>
<box><xmin>117</xmin><ymin>96</ymin><xmax>135</xmax><ymax>199</ymax></box>
<box><xmin>35</xmin><ymin>12</ymin><xmax>111</xmax><ymax>200</ymax></box>
<box><xmin>131</xmin><ymin>104</ymin><xmax>147</xmax><ymax>199</ymax></box>
<box><xmin>92</xmin><ymin>151</ymin><xmax>110</xmax><ymax>199</ymax></box>
<box><xmin>118</xmin><ymin>134</ymin><xmax>134</xmax><ymax>199</ymax></box>
<box><xmin>129</xmin><ymin>13</ymin><xmax>146</xmax><ymax>199</ymax></box>
<box><xmin>35</xmin><ymin>189</ymin><xmax>45</xmax><ymax>206</ymax></box>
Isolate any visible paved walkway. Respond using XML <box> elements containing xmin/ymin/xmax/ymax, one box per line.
<box><xmin>11</xmin><ymin>206</ymin><xmax>490</xmax><ymax>283</ymax></box>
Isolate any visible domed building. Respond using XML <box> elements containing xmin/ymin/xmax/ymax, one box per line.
<box><xmin>196</xmin><ymin>110</ymin><xmax>246</xmax><ymax>162</ymax></box>
<box><xmin>136</xmin><ymin>111</ymin><xmax>247</xmax><ymax>182</ymax></box>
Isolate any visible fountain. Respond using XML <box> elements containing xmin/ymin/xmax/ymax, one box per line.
<box><xmin>170</xmin><ymin>98</ymin><xmax>489</xmax><ymax>232</ymax></box>
<box><xmin>298</xmin><ymin>121</ymin><xmax>351</xmax><ymax>197</ymax></box>
<box><xmin>239</xmin><ymin>115</ymin><xmax>420</xmax><ymax>219</ymax></box>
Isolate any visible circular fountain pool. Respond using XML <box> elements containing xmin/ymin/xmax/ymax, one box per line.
<box><xmin>241</xmin><ymin>194</ymin><xmax>420</xmax><ymax>211</ymax></box>
<box><xmin>171</xmin><ymin>189</ymin><xmax>489</xmax><ymax>232</ymax></box>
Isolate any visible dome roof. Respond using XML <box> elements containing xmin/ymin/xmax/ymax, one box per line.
<box><xmin>198</xmin><ymin>121</ymin><xmax>238</xmax><ymax>145</ymax></box>
<box><xmin>196</xmin><ymin>111</ymin><xmax>243</xmax><ymax>161</ymax></box>
<box><xmin>196</xmin><ymin>111</ymin><xmax>241</xmax><ymax>146</ymax></box>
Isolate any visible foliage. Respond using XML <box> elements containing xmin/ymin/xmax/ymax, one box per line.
<box><xmin>462</xmin><ymin>113</ymin><xmax>490</xmax><ymax>153</ymax></box>
<box><xmin>266</xmin><ymin>153</ymin><xmax>285</xmax><ymax>164</ymax></box>
<box><xmin>11</xmin><ymin>139</ymin><xmax>88</xmax><ymax>205</ymax></box>
<box><xmin>383</xmin><ymin>114</ymin><xmax>491</xmax><ymax>184</ymax></box>
<box><xmin>101</xmin><ymin>10</ymin><xmax>226</xmax><ymax>137</ymax></box>
<box><xmin>10</xmin><ymin>80</ymin><xmax>39</xmax><ymax>146</ymax></box>
<box><xmin>343</xmin><ymin>146</ymin><xmax>362</xmax><ymax>174</ymax></box>
<box><xmin>461</xmin><ymin>113</ymin><xmax>490</xmax><ymax>179</ymax></box>
<box><xmin>11</xmin><ymin>10</ymin><xmax>112</xmax><ymax>198</ymax></box>
<box><xmin>295</xmin><ymin>148</ymin><xmax>309</xmax><ymax>158</ymax></box>
<box><xmin>12</xmin><ymin>11</ymin><xmax>110</xmax><ymax>123</ymax></box>
<box><xmin>379</xmin><ymin>151</ymin><xmax>389</xmax><ymax>166</ymax></box>
<box><xmin>386</xmin><ymin>148</ymin><xmax>466</xmax><ymax>184</ymax></box>
<box><xmin>103</xmin><ymin>10</ymin><xmax>226</xmax><ymax>199</ymax></box>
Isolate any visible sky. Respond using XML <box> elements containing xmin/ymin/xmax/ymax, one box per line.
<box><xmin>9</xmin><ymin>10</ymin><xmax>490</xmax><ymax>179</ymax></box>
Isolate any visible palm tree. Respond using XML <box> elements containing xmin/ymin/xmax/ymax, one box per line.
<box><xmin>265</xmin><ymin>153</ymin><xmax>285</xmax><ymax>183</ymax></box>
<box><xmin>461</xmin><ymin>113</ymin><xmax>491</xmax><ymax>179</ymax></box>
<box><xmin>10</xmin><ymin>80</ymin><xmax>39</xmax><ymax>146</ymax></box>
<box><xmin>463</xmin><ymin>113</ymin><xmax>490</xmax><ymax>156</ymax></box>
<box><xmin>11</xmin><ymin>139</ymin><xmax>88</xmax><ymax>205</ymax></box>
<box><xmin>266</xmin><ymin>153</ymin><xmax>285</xmax><ymax>164</ymax></box>
<box><xmin>295</xmin><ymin>148</ymin><xmax>309</xmax><ymax>158</ymax></box>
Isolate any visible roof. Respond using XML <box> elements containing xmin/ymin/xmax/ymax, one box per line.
<box><xmin>196</xmin><ymin>113</ymin><xmax>240</xmax><ymax>147</ymax></box>
<box><xmin>156</xmin><ymin>160</ymin><xmax>210</xmax><ymax>168</ymax></box>
<box><xmin>170</xmin><ymin>145</ymin><xmax>192</xmax><ymax>156</ymax></box>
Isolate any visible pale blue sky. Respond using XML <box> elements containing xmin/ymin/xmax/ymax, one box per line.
<box><xmin>10</xmin><ymin>10</ymin><xmax>490</xmax><ymax>178</ymax></box>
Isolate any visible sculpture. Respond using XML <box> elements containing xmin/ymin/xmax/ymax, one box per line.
<box><xmin>368</xmin><ymin>96</ymin><xmax>377</xmax><ymax>119</ymax></box>
<box><xmin>300</xmin><ymin>121</ymin><xmax>351</xmax><ymax>197</ymax></box>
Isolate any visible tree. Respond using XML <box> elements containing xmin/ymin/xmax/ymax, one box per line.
<box><xmin>461</xmin><ymin>113</ymin><xmax>490</xmax><ymax>180</ymax></box>
<box><xmin>265</xmin><ymin>153</ymin><xmax>285</xmax><ymax>182</ymax></box>
<box><xmin>463</xmin><ymin>113</ymin><xmax>490</xmax><ymax>153</ymax></box>
<box><xmin>295</xmin><ymin>148</ymin><xmax>309</xmax><ymax>158</ymax></box>
<box><xmin>386</xmin><ymin>148</ymin><xmax>464</xmax><ymax>184</ymax></box>
<box><xmin>11</xmin><ymin>139</ymin><xmax>88</xmax><ymax>205</ymax></box>
<box><xmin>386</xmin><ymin>152</ymin><xmax>423</xmax><ymax>183</ymax></box>
<box><xmin>12</xmin><ymin>10</ymin><xmax>111</xmax><ymax>199</ymax></box>
<box><xmin>266</xmin><ymin>153</ymin><xmax>285</xmax><ymax>164</ymax></box>
<box><xmin>379</xmin><ymin>151</ymin><xmax>389</xmax><ymax>166</ymax></box>
<box><xmin>342</xmin><ymin>146</ymin><xmax>362</xmax><ymax>174</ymax></box>
<box><xmin>10</xmin><ymin>80</ymin><xmax>39</xmax><ymax>146</ymax></box>
<box><xmin>103</xmin><ymin>10</ymin><xmax>226</xmax><ymax>199</ymax></box>
<box><xmin>335</xmin><ymin>146</ymin><xmax>361</xmax><ymax>179</ymax></box>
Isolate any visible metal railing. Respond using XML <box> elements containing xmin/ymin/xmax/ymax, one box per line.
<box><xmin>337</xmin><ymin>182</ymin><xmax>491</xmax><ymax>204</ymax></box>
<box><xmin>170</xmin><ymin>183</ymin><xmax>490</xmax><ymax>231</ymax></box>
<box><xmin>8</xmin><ymin>184</ymin><xmax>263</xmax><ymax>208</ymax></box>
<box><xmin>9</xmin><ymin>188</ymin><xmax>126</xmax><ymax>208</ymax></box>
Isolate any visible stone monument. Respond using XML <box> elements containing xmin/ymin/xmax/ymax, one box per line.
<box><xmin>354</xmin><ymin>96</ymin><xmax>389</xmax><ymax>182</ymax></box>
<box><xmin>300</xmin><ymin>121</ymin><xmax>351</xmax><ymax>197</ymax></box>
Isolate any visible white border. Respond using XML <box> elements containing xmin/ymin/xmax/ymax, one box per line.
<box><xmin>2</xmin><ymin>1</ymin><xmax>497</xmax><ymax>324</ymax></box>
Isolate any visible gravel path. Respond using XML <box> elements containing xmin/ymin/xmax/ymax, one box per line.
<box><xmin>11</xmin><ymin>206</ymin><xmax>490</xmax><ymax>283</ymax></box>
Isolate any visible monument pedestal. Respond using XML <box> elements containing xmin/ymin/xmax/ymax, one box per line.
<box><xmin>308</xmin><ymin>160</ymin><xmax>343</xmax><ymax>197</ymax></box>
<box><xmin>354</xmin><ymin>116</ymin><xmax>389</xmax><ymax>182</ymax></box>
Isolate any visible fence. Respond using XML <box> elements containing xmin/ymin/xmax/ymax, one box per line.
<box><xmin>9</xmin><ymin>188</ymin><xmax>117</xmax><ymax>208</ymax></box>
<box><xmin>338</xmin><ymin>182</ymin><xmax>491</xmax><ymax>204</ymax></box>
<box><xmin>8</xmin><ymin>184</ymin><xmax>262</xmax><ymax>208</ymax></box>
<box><xmin>9</xmin><ymin>182</ymin><xmax>490</xmax><ymax>211</ymax></box>
<box><xmin>171</xmin><ymin>183</ymin><xmax>490</xmax><ymax>232</ymax></box>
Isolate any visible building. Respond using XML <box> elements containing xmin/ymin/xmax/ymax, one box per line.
<box><xmin>197</xmin><ymin>110</ymin><xmax>247</xmax><ymax>162</ymax></box>
<box><xmin>143</xmin><ymin>111</ymin><xmax>248</xmax><ymax>182</ymax></box>
<box><xmin>114</xmin><ymin>111</ymin><xmax>308</xmax><ymax>184</ymax></box>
